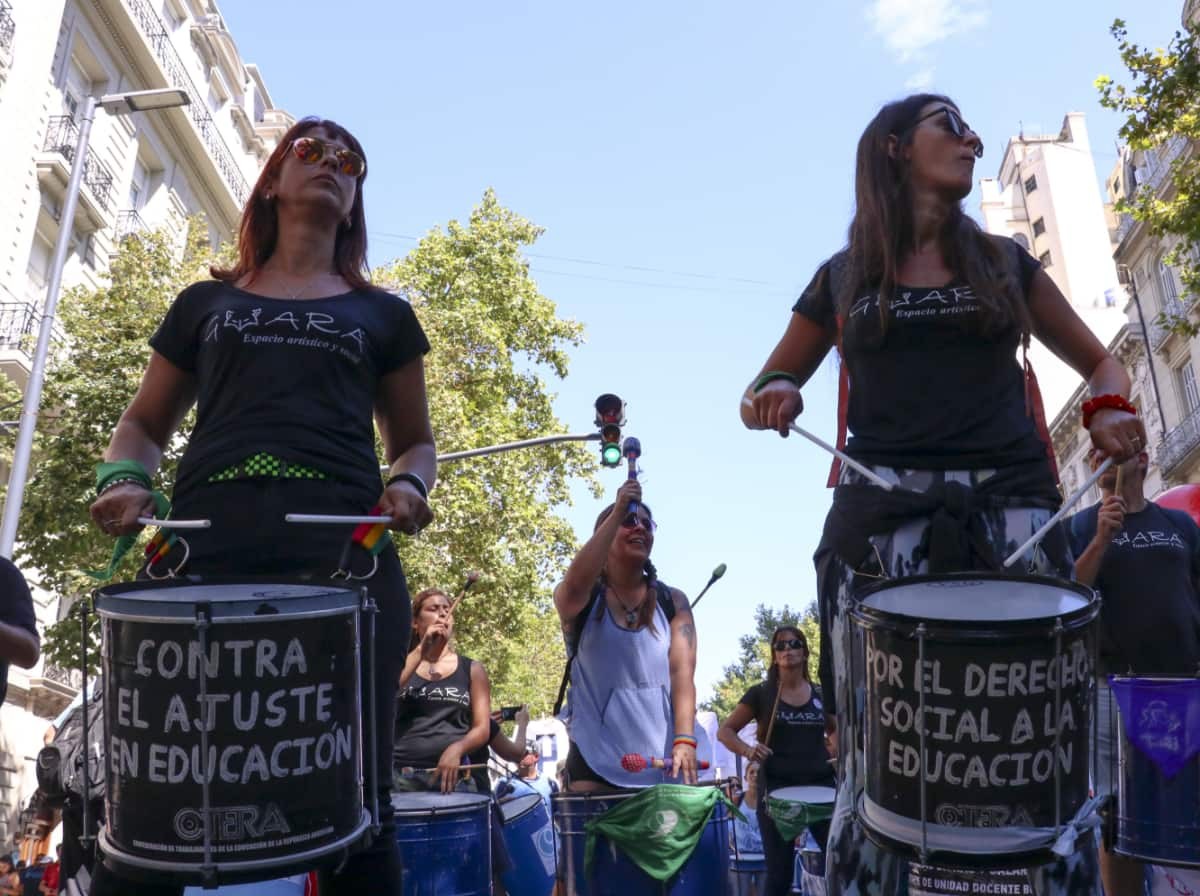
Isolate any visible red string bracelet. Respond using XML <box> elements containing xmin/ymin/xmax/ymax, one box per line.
<box><xmin>1082</xmin><ymin>394</ymin><xmax>1137</xmax><ymax>429</ymax></box>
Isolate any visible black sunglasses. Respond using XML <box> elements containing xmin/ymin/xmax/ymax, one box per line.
<box><xmin>904</xmin><ymin>107</ymin><xmax>983</xmax><ymax>159</ymax></box>
<box><xmin>621</xmin><ymin>512</ymin><xmax>657</xmax><ymax>532</ymax></box>
<box><xmin>773</xmin><ymin>638</ymin><xmax>806</xmax><ymax>652</ymax></box>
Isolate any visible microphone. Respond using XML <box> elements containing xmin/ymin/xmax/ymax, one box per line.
<box><xmin>622</xmin><ymin>437</ymin><xmax>642</xmax><ymax>515</ymax></box>
<box><xmin>689</xmin><ymin>563</ymin><xmax>727</xmax><ymax>610</ymax></box>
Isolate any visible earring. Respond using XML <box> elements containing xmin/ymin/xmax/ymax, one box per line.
<box><xmin>342</xmin><ymin>217</ymin><xmax>352</xmax><ymax>230</ymax></box>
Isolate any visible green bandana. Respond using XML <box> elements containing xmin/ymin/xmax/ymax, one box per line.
<box><xmin>765</xmin><ymin>793</ymin><xmax>834</xmax><ymax>842</ymax></box>
<box><xmin>584</xmin><ymin>785</ymin><xmax>742</xmax><ymax>882</ymax></box>
<box><xmin>88</xmin><ymin>461</ymin><xmax>171</xmax><ymax>581</ymax></box>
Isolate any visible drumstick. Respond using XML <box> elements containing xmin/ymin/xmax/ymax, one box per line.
<box><xmin>137</xmin><ymin>517</ymin><xmax>211</xmax><ymax>529</ymax></box>
<box><xmin>739</xmin><ymin>398</ymin><xmax>895</xmax><ymax>491</ymax></box>
<box><xmin>619</xmin><ymin>753</ymin><xmax>711</xmax><ymax>773</ymax></box>
<box><xmin>762</xmin><ymin>682</ymin><xmax>784</xmax><ymax>748</ymax></box>
<box><xmin>449</xmin><ymin>571</ymin><xmax>482</xmax><ymax>613</ymax></box>
<box><xmin>1003</xmin><ymin>458</ymin><xmax>1113</xmax><ymax>568</ymax></box>
<box><xmin>398</xmin><ymin>762</ymin><xmax>491</xmax><ymax>775</ymax></box>
<box><xmin>285</xmin><ymin>514</ymin><xmax>393</xmax><ymax>525</ymax></box>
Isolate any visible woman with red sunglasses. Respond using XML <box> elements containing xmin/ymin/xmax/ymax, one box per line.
<box><xmin>742</xmin><ymin>94</ymin><xmax>1141</xmax><ymax>895</ymax></box>
<box><xmin>89</xmin><ymin>117</ymin><xmax>433</xmax><ymax>895</ymax></box>
<box><xmin>553</xmin><ymin>478</ymin><xmax>706</xmax><ymax>789</ymax></box>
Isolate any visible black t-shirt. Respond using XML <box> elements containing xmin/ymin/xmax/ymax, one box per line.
<box><xmin>393</xmin><ymin>655</ymin><xmax>475</xmax><ymax>771</ymax></box>
<box><xmin>1067</xmin><ymin>501</ymin><xmax>1200</xmax><ymax>675</ymax></box>
<box><xmin>740</xmin><ymin>682</ymin><xmax>834</xmax><ymax>791</ymax></box>
<box><xmin>793</xmin><ymin>241</ymin><xmax>1048</xmax><ymax>472</ymax></box>
<box><xmin>151</xmin><ymin>281</ymin><xmax>430</xmax><ymax>503</ymax></box>
<box><xmin>0</xmin><ymin>558</ymin><xmax>36</xmax><ymax>705</ymax></box>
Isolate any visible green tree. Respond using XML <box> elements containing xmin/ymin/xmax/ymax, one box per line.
<box><xmin>374</xmin><ymin>188</ymin><xmax>596</xmax><ymax>715</ymax></box>
<box><xmin>702</xmin><ymin>601</ymin><xmax>822</xmax><ymax>720</ymax></box>
<box><xmin>1097</xmin><ymin>18</ymin><xmax>1200</xmax><ymax>332</ymax></box>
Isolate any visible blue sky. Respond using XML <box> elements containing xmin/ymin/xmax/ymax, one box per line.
<box><xmin>220</xmin><ymin>0</ymin><xmax>1185</xmax><ymax>701</ymax></box>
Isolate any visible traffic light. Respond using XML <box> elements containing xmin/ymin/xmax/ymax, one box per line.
<box><xmin>594</xmin><ymin>394</ymin><xmax>626</xmax><ymax>468</ymax></box>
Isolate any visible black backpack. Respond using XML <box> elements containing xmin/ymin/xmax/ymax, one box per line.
<box><xmin>36</xmin><ymin>685</ymin><xmax>105</xmax><ymax>807</ymax></box>
<box><xmin>552</xmin><ymin>580</ymin><xmax>676</xmax><ymax>715</ymax></box>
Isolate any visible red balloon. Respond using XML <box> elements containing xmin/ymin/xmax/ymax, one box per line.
<box><xmin>1155</xmin><ymin>484</ymin><xmax>1200</xmax><ymax>527</ymax></box>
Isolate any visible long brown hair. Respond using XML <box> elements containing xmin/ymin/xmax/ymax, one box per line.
<box><xmin>409</xmin><ymin>587</ymin><xmax>452</xmax><ymax>651</ymax></box>
<box><xmin>835</xmin><ymin>93</ymin><xmax>1030</xmax><ymax>342</ymax></box>
<box><xmin>593</xmin><ymin>502</ymin><xmax>661</xmax><ymax>636</ymax></box>
<box><xmin>756</xmin><ymin>625</ymin><xmax>809</xmax><ymax>742</ymax></box>
<box><xmin>212</xmin><ymin>116</ymin><xmax>371</xmax><ymax>290</ymax></box>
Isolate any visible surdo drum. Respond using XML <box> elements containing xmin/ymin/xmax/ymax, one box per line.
<box><xmin>850</xmin><ymin>574</ymin><xmax>1098</xmax><ymax>867</ymax></box>
<box><xmin>95</xmin><ymin>580</ymin><xmax>375</xmax><ymax>886</ymax></box>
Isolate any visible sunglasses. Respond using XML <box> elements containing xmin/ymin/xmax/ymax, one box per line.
<box><xmin>621</xmin><ymin>512</ymin><xmax>657</xmax><ymax>532</ymax></box>
<box><xmin>773</xmin><ymin>638</ymin><xmax>806</xmax><ymax>652</ymax></box>
<box><xmin>906</xmin><ymin>107</ymin><xmax>983</xmax><ymax>159</ymax></box>
<box><xmin>290</xmin><ymin>136</ymin><xmax>367</xmax><ymax>177</ymax></box>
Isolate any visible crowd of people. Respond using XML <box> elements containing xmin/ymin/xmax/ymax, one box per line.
<box><xmin>1</xmin><ymin>93</ymin><xmax>1197</xmax><ymax>896</ymax></box>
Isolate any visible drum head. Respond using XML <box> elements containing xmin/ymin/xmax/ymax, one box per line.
<box><xmin>771</xmin><ymin>785</ymin><xmax>836</xmax><ymax>806</ymax></box>
<box><xmin>858</xmin><ymin>574</ymin><xmax>1093</xmax><ymax>623</ymax></box>
<box><xmin>96</xmin><ymin>579</ymin><xmax>360</xmax><ymax>621</ymax></box>
<box><xmin>499</xmin><ymin>794</ymin><xmax>544</xmax><ymax>823</ymax></box>
<box><xmin>391</xmin><ymin>791</ymin><xmax>492</xmax><ymax>814</ymax></box>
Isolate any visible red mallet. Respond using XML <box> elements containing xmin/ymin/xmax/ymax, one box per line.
<box><xmin>620</xmin><ymin>753</ymin><xmax>711</xmax><ymax>773</ymax></box>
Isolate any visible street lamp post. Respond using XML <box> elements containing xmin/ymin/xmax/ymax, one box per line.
<box><xmin>0</xmin><ymin>88</ymin><xmax>189</xmax><ymax>557</ymax></box>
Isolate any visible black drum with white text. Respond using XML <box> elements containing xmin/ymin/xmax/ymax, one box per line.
<box><xmin>850</xmin><ymin>574</ymin><xmax>1098</xmax><ymax>867</ymax></box>
<box><xmin>96</xmin><ymin>580</ymin><xmax>369</xmax><ymax>884</ymax></box>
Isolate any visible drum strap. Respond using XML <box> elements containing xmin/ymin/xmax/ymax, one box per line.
<box><xmin>332</xmin><ymin>506</ymin><xmax>390</xmax><ymax>579</ymax></box>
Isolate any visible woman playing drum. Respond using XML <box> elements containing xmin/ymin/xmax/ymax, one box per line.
<box><xmin>554</xmin><ymin>479</ymin><xmax>704</xmax><ymax>789</ymax></box>
<box><xmin>719</xmin><ymin>627</ymin><xmax>833</xmax><ymax>896</ymax></box>
<box><xmin>90</xmin><ymin>116</ymin><xmax>433</xmax><ymax>896</ymax></box>
<box><xmin>393</xmin><ymin>588</ymin><xmax>492</xmax><ymax>794</ymax></box>
<box><xmin>741</xmin><ymin>93</ymin><xmax>1144</xmax><ymax>895</ymax></box>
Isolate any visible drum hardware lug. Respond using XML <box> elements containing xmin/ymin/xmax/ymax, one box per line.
<box><xmin>361</xmin><ymin>588</ymin><xmax>381</xmax><ymax>835</ymax></box>
<box><xmin>193</xmin><ymin>603</ymin><xmax>215</xmax><ymax>876</ymax></box>
<box><xmin>915</xmin><ymin>622</ymin><xmax>929</xmax><ymax>864</ymax></box>
<box><xmin>331</xmin><ymin>553</ymin><xmax>379</xmax><ymax>581</ymax></box>
<box><xmin>1052</xmin><ymin>617</ymin><xmax>1064</xmax><ymax>833</ymax></box>
<box><xmin>79</xmin><ymin>596</ymin><xmax>96</xmax><ymax>852</ymax></box>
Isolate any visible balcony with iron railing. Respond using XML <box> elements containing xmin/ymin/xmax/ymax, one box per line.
<box><xmin>119</xmin><ymin>0</ymin><xmax>249</xmax><ymax>206</ymax></box>
<box><xmin>39</xmin><ymin>116</ymin><xmax>118</xmax><ymax>224</ymax></box>
<box><xmin>1149</xmin><ymin>297</ymin><xmax>1188</xmax><ymax>351</ymax></box>
<box><xmin>1141</xmin><ymin>135</ymin><xmax>1193</xmax><ymax>195</ymax></box>
<box><xmin>0</xmin><ymin>302</ymin><xmax>66</xmax><ymax>357</ymax></box>
<box><xmin>1159</xmin><ymin>402</ymin><xmax>1200</xmax><ymax>477</ymax></box>
<box><xmin>0</xmin><ymin>1</ymin><xmax>14</xmax><ymax>60</ymax></box>
<box><xmin>115</xmin><ymin>209</ymin><xmax>148</xmax><ymax>241</ymax></box>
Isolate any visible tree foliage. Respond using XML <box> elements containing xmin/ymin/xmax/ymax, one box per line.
<box><xmin>374</xmin><ymin>188</ymin><xmax>596</xmax><ymax>715</ymax></box>
<box><xmin>1097</xmin><ymin>17</ymin><xmax>1200</xmax><ymax>332</ymax></box>
<box><xmin>702</xmin><ymin>601</ymin><xmax>822</xmax><ymax>720</ymax></box>
<box><xmin>22</xmin><ymin>192</ymin><xmax>595</xmax><ymax>717</ymax></box>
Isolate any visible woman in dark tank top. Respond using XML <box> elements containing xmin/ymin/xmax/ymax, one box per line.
<box><xmin>393</xmin><ymin>588</ymin><xmax>492</xmax><ymax>793</ymax></box>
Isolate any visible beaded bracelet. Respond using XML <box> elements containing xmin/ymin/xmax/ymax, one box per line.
<box><xmin>752</xmin><ymin>370</ymin><xmax>800</xmax><ymax>394</ymax></box>
<box><xmin>97</xmin><ymin>476</ymin><xmax>148</xmax><ymax>498</ymax></box>
<box><xmin>1082</xmin><ymin>394</ymin><xmax>1138</xmax><ymax>429</ymax></box>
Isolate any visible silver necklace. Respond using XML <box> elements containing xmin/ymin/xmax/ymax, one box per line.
<box><xmin>279</xmin><ymin>271</ymin><xmax>337</xmax><ymax>300</ymax></box>
<box><xmin>607</xmin><ymin>581</ymin><xmax>647</xmax><ymax>627</ymax></box>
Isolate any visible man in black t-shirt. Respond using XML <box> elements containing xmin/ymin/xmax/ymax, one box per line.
<box><xmin>1067</xmin><ymin>449</ymin><xmax>1200</xmax><ymax>896</ymax></box>
<box><xmin>0</xmin><ymin>557</ymin><xmax>38</xmax><ymax>706</ymax></box>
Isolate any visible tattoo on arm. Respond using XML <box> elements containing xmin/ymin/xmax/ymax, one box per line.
<box><xmin>680</xmin><ymin>622</ymin><xmax>695</xmax><ymax>648</ymax></box>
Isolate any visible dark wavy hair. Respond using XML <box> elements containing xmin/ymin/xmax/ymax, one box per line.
<box><xmin>212</xmin><ymin>116</ymin><xmax>371</xmax><ymax>291</ymax></box>
<box><xmin>409</xmin><ymin>587</ymin><xmax>451</xmax><ymax>651</ymax></box>
<box><xmin>592</xmin><ymin>502</ymin><xmax>661</xmax><ymax>636</ymax></box>
<box><xmin>832</xmin><ymin>93</ymin><xmax>1030</xmax><ymax>342</ymax></box>
<box><xmin>756</xmin><ymin>625</ymin><xmax>809</xmax><ymax>742</ymax></box>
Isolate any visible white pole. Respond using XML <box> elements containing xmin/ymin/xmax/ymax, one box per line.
<box><xmin>0</xmin><ymin>97</ymin><xmax>98</xmax><ymax>557</ymax></box>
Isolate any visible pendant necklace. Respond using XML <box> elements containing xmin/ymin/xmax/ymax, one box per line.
<box><xmin>608</xmin><ymin>582</ymin><xmax>646</xmax><ymax>627</ymax></box>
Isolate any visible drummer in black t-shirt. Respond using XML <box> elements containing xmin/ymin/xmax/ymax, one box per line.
<box><xmin>1067</xmin><ymin>448</ymin><xmax>1200</xmax><ymax>896</ymax></box>
<box><xmin>89</xmin><ymin>116</ymin><xmax>435</xmax><ymax>896</ymax></box>
<box><xmin>740</xmin><ymin>93</ymin><xmax>1145</xmax><ymax>896</ymax></box>
<box><xmin>394</xmin><ymin>588</ymin><xmax>492</xmax><ymax>793</ymax></box>
<box><xmin>719</xmin><ymin>626</ymin><xmax>833</xmax><ymax>896</ymax></box>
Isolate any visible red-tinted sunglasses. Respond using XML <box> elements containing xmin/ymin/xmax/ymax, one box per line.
<box><xmin>291</xmin><ymin>136</ymin><xmax>366</xmax><ymax>177</ymax></box>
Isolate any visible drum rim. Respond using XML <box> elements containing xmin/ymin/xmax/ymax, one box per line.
<box><xmin>390</xmin><ymin>791</ymin><xmax>493</xmax><ymax>814</ymax></box>
<box><xmin>498</xmin><ymin>792</ymin><xmax>547</xmax><ymax>823</ymax></box>
<box><xmin>853</xmin><ymin>572</ymin><xmax>1098</xmax><ymax>632</ymax></box>
<box><xmin>97</xmin><ymin>577</ymin><xmax>361</xmax><ymax>599</ymax></box>
<box><xmin>769</xmin><ymin>785</ymin><xmax>836</xmax><ymax>804</ymax></box>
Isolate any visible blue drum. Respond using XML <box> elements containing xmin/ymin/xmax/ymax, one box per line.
<box><xmin>1111</xmin><ymin>676</ymin><xmax>1200</xmax><ymax>869</ymax></box>
<box><xmin>499</xmin><ymin>793</ymin><xmax>556</xmax><ymax>896</ymax></box>
<box><xmin>794</xmin><ymin>830</ymin><xmax>824</xmax><ymax>896</ymax></box>
<box><xmin>393</xmin><ymin>791</ymin><xmax>493</xmax><ymax>895</ymax></box>
<box><xmin>553</xmin><ymin>790</ymin><xmax>730</xmax><ymax>895</ymax></box>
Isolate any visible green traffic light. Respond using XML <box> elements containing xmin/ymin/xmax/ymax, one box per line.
<box><xmin>601</xmin><ymin>443</ymin><xmax>622</xmax><ymax>466</ymax></box>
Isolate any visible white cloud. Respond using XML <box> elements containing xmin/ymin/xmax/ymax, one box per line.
<box><xmin>904</xmin><ymin>68</ymin><xmax>935</xmax><ymax>90</ymax></box>
<box><xmin>866</xmin><ymin>0</ymin><xmax>989</xmax><ymax>62</ymax></box>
